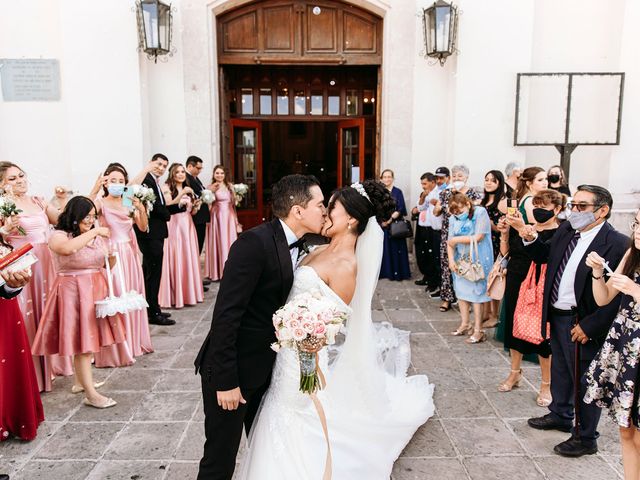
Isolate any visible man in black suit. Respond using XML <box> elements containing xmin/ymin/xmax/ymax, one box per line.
<box><xmin>130</xmin><ymin>153</ymin><xmax>175</xmax><ymax>326</ymax></box>
<box><xmin>185</xmin><ymin>156</ymin><xmax>211</xmax><ymax>290</ymax></box>
<box><xmin>0</xmin><ymin>268</ymin><xmax>30</xmax><ymax>299</ymax></box>
<box><xmin>194</xmin><ymin>175</ymin><xmax>326</xmax><ymax>480</ymax></box>
<box><xmin>521</xmin><ymin>185</ymin><xmax>628</xmax><ymax>457</ymax></box>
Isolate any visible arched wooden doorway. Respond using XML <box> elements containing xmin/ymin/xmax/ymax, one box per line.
<box><xmin>217</xmin><ymin>0</ymin><xmax>383</xmax><ymax>228</ymax></box>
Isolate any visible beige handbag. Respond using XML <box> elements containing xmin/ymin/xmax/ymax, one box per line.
<box><xmin>456</xmin><ymin>237</ymin><xmax>485</xmax><ymax>282</ymax></box>
<box><xmin>487</xmin><ymin>254</ymin><xmax>508</xmax><ymax>300</ymax></box>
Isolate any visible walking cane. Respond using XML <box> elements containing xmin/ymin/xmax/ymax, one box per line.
<box><xmin>573</xmin><ymin>313</ymin><xmax>581</xmax><ymax>441</ymax></box>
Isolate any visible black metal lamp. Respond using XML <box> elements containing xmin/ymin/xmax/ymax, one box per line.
<box><xmin>136</xmin><ymin>0</ymin><xmax>173</xmax><ymax>63</ymax></box>
<box><xmin>422</xmin><ymin>0</ymin><xmax>458</xmax><ymax>66</ymax></box>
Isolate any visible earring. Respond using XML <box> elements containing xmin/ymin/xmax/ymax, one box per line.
<box><xmin>347</xmin><ymin>223</ymin><xmax>352</xmax><ymax>230</ymax></box>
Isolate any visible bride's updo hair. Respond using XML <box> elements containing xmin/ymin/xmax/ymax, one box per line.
<box><xmin>329</xmin><ymin>179</ymin><xmax>396</xmax><ymax>235</ymax></box>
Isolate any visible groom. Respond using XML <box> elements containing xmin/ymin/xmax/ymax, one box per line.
<box><xmin>194</xmin><ymin>174</ymin><xmax>326</xmax><ymax>480</ymax></box>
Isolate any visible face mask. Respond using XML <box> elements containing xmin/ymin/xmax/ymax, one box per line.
<box><xmin>568</xmin><ymin>210</ymin><xmax>597</xmax><ymax>231</ymax></box>
<box><xmin>548</xmin><ymin>174</ymin><xmax>560</xmax><ymax>184</ymax></box>
<box><xmin>452</xmin><ymin>181</ymin><xmax>465</xmax><ymax>191</ymax></box>
<box><xmin>532</xmin><ymin>208</ymin><xmax>555</xmax><ymax>224</ymax></box>
<box><xmin>454</xmin><ymin>212</ymin><xmax>469</xmax><ymax>222</ymax></box>
<box><xmin>107</xmin><ymin>184</ymin><xmax>125</xmax><ymax>197</ymax></box>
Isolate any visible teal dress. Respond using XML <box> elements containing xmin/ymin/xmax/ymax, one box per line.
<box><xmin>449</xmin><ymin>206</ymin><xmax>494</xmax><ymax>303</ymax></box>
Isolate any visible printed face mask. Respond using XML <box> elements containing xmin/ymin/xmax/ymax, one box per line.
<box><xmin>568</xmin><ymin>210</ymin><xmax>597</xmax><ymax>231</ymax></box>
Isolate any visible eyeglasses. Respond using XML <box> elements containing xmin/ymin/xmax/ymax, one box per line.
<box><xmin>631</xmin><ymin>221</ymin><xmax>639</xmax><ymax>232</ymax></box>
<box><xmin>566</xmin><ymin>202</ymin><xmax>601</xmax><ymax>212</ymax></box>
<box><xmin>82</xmin><ymin>214</ymin><xmax>98</xmax><ymax>223</ymax></box>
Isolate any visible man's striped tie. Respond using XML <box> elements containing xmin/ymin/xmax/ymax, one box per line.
<box><xmin>549</xmin><ymin>231</ymin><xmax>581</xmax><ymax>305</ymax></box>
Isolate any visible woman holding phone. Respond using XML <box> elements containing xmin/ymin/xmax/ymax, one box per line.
<box><xmin>91</xmin><ymin>164</ymin><xmax>153</xmax><ymax>369</ymax></box>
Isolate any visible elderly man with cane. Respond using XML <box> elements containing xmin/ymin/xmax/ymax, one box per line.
<box><xmin>514</xmin><ymin>185</ymin><xmax>628</xmax><ymax>457</ymax></box>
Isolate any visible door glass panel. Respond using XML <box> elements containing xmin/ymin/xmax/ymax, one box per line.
<box><xmin>328</xmin><ymin>92</ymin><xmax>340</xmax><ymax>115</ymax></box>
<box><xmin>277</xmin><ymin>89</ymin><xmax>289</xmax><ymax>115</ymax></box>
<box><xmin>241</xmin><ymin>89</ymin><xmax>253</xmax><ymax>115</ymax></box>
<box><xmin>234</xmin><ymin>128</ymin><xmax>257</xmax><ymax>209</ymax></box>
<box><xmin>259</xmin><ymin>88</ymin><xmax>272</xmax><ymax>115</ymax></box>
<box><xmin>363</xmin><ymin>89</ymin><xmax>375</xmax><ymax>116</ymax></box>
<box><xmin>310</xmin><ymin>91</ymin><xmax>323</xmax><ymax>115</ymax></box>
<box><xmin>341</xmin><ymin>126</ymin><xmax>360</xmax><ymax>185</ymax></box>
<box><xmin>346</xmin><ymin>89</ymin><xmax>358</xmax><ymax>116</ymax></box>
<box><xmin>294</xmin><ymin>89</ymin><xmax>306</xmax><ymax>115</ymax></box>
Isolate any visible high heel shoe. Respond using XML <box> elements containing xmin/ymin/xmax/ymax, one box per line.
<box><xmin>498</xmin><ymin>369</ymin><xmax>522</xmax><ymax>392</ymax></box>
<box><xmin>536</xmin><ymin>381</ymin><xmax>552</xmax><ymax>407</ymax></box>
<box><xmin>451</xmin><ymin>325</ymin><xmax>473</xmax><ymax>336</ymax></box>
<box><xmin>71</xmin><ymin>381</ymin><xmax>106</xmax><ymax>394</ymax></box>
<box><xmin>465</xmin><ymin>330</ymin><xmax>487</xmax><ymax>344</ymax></box>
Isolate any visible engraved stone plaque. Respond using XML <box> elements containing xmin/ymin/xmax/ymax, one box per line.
<box><xmin>0</xmin><ymin>59</ymin><xmax>61</xmax><ymax>101</ymax></box>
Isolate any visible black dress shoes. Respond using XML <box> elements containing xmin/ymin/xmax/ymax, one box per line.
<box><xmin>203</xmin><ymin>286</ymin><xmax>209</xmax><ymax>293</ymax></box>
<box><xmin>553</xmin><ymin>437</ymin><xmax>598</xmax><ymax>457</ymax></box>
<box><xmin>149</xmin><ymin>314</ymin><xmax>176</xmax><ymax>326</ymax></box>
<box><xmin>527</xmin><ymin>414</ymin><xmax>572</xmax><ymax>432</ymax></box>
<box><xmin>159</xmin><ymin>312</ymin><xmax>172</xmax><ymax>319</ymax></box>
<box><xmin>0</xmin><ymin>474</ymin><xmax>10</xmax><ymax>480</ymax></box>
<box><xmin>414</xmin><ymin>278</ymin><xmax>428</xmax><ymax>286</ymax></box>
<box><xmin>428</xmin><ymin>288</ymin><xmax>441</xmax><ymax>297</ymax></box>
<box><xmin>203</xmin><ymin>278</ymin><xmax>212</xmax><ymax>286</ymax></box>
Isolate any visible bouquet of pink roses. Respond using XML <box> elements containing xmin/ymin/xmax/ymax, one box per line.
<box><xmin>271</xmin><ymin>290</ymin><xmax>348</xmax><ymax>394</ymax></box>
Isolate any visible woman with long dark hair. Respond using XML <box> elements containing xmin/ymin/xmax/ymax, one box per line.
<box><xmin>585</xmin><ymin>209</ymin><xmax>640</xmax><ymax>479</ymax></box>
<box><xmin>547</xmin><ymin>165</ymin><xmax>572</xmax><ymax>196</ymax></box>
<box><xmin>204</xmin><ymin>165</ymin><xmax>241</xmax><ymax>281</ymax></box>
<box><xmin>159</xmin><ymin>163</ymin><xmax>204</xmax><ymax>308</ymax></box>
<box><xmin>32</xmin><ymin>196</ymin><xmax>125</xmax><ymax>408</ymax></box>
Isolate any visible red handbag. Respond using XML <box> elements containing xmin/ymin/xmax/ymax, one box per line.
<box><xmin>513</xmin><ymin>262</ymin><xmax>549</xmax><ymax>344</ymax></box>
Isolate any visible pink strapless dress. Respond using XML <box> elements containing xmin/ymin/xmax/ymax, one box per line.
<box><xmin>159</xmin><ymin>199</ymin><xmax>204</xmax><ymax>308</ymax></box>
<box><xmin>204</xmin><ymin>188</ymin><xmax>238</xmax><ymax>281</ymax></box>
<box><xmin>6</xmin><ymin>199</ymin><xmax>73</xmax><ymax>391</ymax></box>
<box><xmin>32</xmin><ymin>234</ymin><xmax>126</xmax><ymax>356</ymax></box>
<box><xmin>94</xmin><ymin>204</ymin><xmax>153</xmax><ymax>368</ymax></box>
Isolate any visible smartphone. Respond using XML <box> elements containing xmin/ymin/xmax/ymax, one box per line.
<box><xmin>122</xmin><ymin>186</ymin><xmax>134</xmax><ymax>208</ymax></box>
<box><xmin>507</xmin><ymin>198</ymin><xmax>517</xmax><ymax>216</ymax></box>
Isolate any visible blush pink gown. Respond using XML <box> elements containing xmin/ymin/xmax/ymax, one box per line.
<box><xmin>93</xmin><ymin>203</ymin><xmax>154</xmax><ymax>368</ymax></box>
<box><xmin>159</xmin><ymin>198</ymin><xmax>204</xmax><ymax>308</ymax></box>
<box><xmin>6</xmin><ymin>197</ymin><xmax>73</xmax><ymax>391</ymax></box>
<box><xmin>204</xmin><ymin>188</ymin><xmax>239</xmax><ymax>281</ymax></box>
<box><xmin>32</xmin><ymin>233</ymin><xmax>126</xmax><ymax>357</ymax></box>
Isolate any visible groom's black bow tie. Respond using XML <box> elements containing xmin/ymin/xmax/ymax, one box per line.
<box><xmin>289</xmin><ymin>238</ymin><xmax>306</xmax><ymax>250</ymax></box>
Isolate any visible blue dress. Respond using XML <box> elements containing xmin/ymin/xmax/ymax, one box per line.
<box><xmin>449</xmin><ymin>206</ymin><xmax>493</xmax><ymax>303</ymax></box>
<box><xmin>380</xmin><ymin>186</ymin><xmax>411</xmax><ymax>281</ymax></box>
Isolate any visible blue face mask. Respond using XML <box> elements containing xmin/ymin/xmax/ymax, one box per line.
<box><xmin>107</xmin><ymin>184</ymin><xmax>125</xmax><ymax>197</ymax></box>
<box><xmin>454</xmin><ymin>211</ymin><xmax>469</xmax><ymax>222</ymax></box>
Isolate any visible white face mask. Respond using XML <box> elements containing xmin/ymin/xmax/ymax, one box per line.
<box><xmin>452</xmin><ymin>181</ymin><xmax>465</xmax><ymax>191</ymax></box>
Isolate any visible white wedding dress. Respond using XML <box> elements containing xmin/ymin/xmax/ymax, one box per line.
<box><xmin>238</xmin><ymin>218</ymin><xmax>435</xmax><ymax>480</ymax></box>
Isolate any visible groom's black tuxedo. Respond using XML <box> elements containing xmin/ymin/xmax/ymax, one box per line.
<box><xmin>194</xmin><ymin>218</ymin><xmax>294</xmax><ymax>480</ymax></box>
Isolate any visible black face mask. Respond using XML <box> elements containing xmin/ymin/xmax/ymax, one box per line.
<box><xmin>548</xmin><ymin>174</ymin><xmax>560</xmax><ymax>184</ymax></box>
<box><xmin>533</xmin><ymin>208</ymin><xmax>555</xmax><ymax>224</ymax></box>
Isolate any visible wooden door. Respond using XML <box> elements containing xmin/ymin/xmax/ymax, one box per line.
<box><xmin>337</xmin><ymin>118</ymin><xmax>365</xmax><ymax>187</ymax></box>
<box><xmin>230</xmin><ymin>119</ymin><xmax>263</xmax><ymax>229</ymax></box>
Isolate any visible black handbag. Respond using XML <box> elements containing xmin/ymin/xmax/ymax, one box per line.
<box><xmin>390</xmin><ymin>218</ymin><xmax>413</xmax><ymax>239</ymax></box>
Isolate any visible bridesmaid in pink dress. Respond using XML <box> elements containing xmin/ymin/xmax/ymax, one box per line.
<box><xmin>91</xmin><ymin>164</ymin><xmax>153</xmax><ymax>368</ymax></box>
<box><xmin>204</xmin><ymin>165</ymin><xmax>242</xmax><ymax>281</ymax></box>
<box><xmin>159</xmin><ymin>163</ymin><xmax>204</xmax><ymax>309</ymax></box>
<box><xmin>0</xmin><ymin>161</ymin><xmax>72</xmax><ymax>392</ymax></box>
<box><xmin>32</xmin><ymin>196</ymin><xmax>125</xmax><ymax>408</ymax></box>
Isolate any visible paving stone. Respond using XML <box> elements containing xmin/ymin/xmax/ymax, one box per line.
<box><xmin>392</xmin><ymin>458</ymin><xmax>468</xmax><ymax>480</ymax></box>
<box><xmin>534</xmin><ymin>455</ymin><xmax>620</xmax><ymax>480</ymax></box>
<box><xmin>386</xmin><ymin>309</ymin><xmax>427</xmax><ymax>323</ymax></box>
<box><xmin>485</xmin><ymin>390</ymin><xmax>549</xmax><ymax>419</ymax></box>
<box><xmin>175</xmin><ymin>422</ymin><xmax>206</xmax><ymax>460</ymax></box>
<box><xmin>170</xmin><ymin>350</ymin><xmax>199</xmax><ymax>369</ymax></box>
<box><xmin>12</xmin><ymin>460</ymin><xmax>96</xmax><ymax>480</ymax></box>
<box><xmin>443</xmin><ymin>418</ymin><xmax>524</xmax><ymax>456</ymax></box>
<box><xmin>506</xmin><ymin>419</ymin><xmax>571</xmax><ymax>456</ymax></box>
<box><xmin>467</xmin><ymin>367</ymin><xmax>532</xmax><ymax>391</ymax></box>
<box><xmin>132</xmin><ymin>392</ymin><xmax>199</xmax><ymax>421</ymax></box>
<box><xmin>132</xmin><ymin>350</ymin><xmax>176</xmax><ymax>369</ymax></box>
<box><xmin>150</xmin><ymin>334</ymin><xmax>189</xmax><ymax>351</ymax></box>
<box><xmin>601</xmin><ymin>455</ymin><xmax>623</xmax><ymax>476</ymax></box>
<box><xmin>434</xmin><ymin>389</ymin><xmax>496</xmax><ymax>419</ymax></box>
<box><xmin>464</xmin><ymin>455</ymin><xmax>545</xmax><ymax>480</ymax></box>
<box><xmin>34</xmin><ymin>422</ymin><xmax>124</xmax><ymax>460</ymax></box>
<box><xmin>106</xmin><ymin>368</ymin><xmax>163</xmax><ymax>392</ymax></box>
<box><xmin>423</xmin><ymin>366</ymin><xmax>477</xmax><ymax>390</ymax></box>
<box><xmin>0</xmin><ymin>421</ymin><xmax>59</xmax><ymax>460</ymax></box>
<box><xmin>104</xmin><ymin>422</ymin><xmax>187</xmax><ymax>460</ymax></box>
<box><xmin>39</xmin><ymin>387</ymin><xmax>83</xmax><ymax>421</ymax></box>
<box><xmin>86</xmin><ymin>460</ymin><xmax>167</xmax><ymax>479</ymax></box>
<box><xmin>167</xmin><ymin>461</ymin><xmax>200</xmax><ymax>478</ymax></box>
<box><xmin>153</xmin><ymin>368</ymin><xmax>201</xmax><ymax>392</ymax></box>
<box><xmin>371</xmin><ymin>309</ymin><xmax>388</xmax><ymax>322</ymax></box>
<box><xmin>399</xmin><ymin>421</ymin><xmax>456</xmax><ymax>458</ymax></box>
<box><xmin>451</xmin><ymin>348</ymin><xmax>509</xmax><ymax>369</ymax></box>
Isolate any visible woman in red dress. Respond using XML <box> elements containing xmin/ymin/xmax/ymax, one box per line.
<box><xmin>0</xmin><ymin>249</ymin><xmax>44</xmax><ymax>441</ymax></box>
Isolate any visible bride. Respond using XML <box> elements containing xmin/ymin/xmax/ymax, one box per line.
<box><xmin>238</xmin><ymin>180</ymin><xmax>435</xmax><ymax>479</ymax></box>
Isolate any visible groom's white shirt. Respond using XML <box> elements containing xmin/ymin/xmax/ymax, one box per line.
<box><xmin>279</xmin><ymin>219</ymin><xmax>299</xmax><ymax>268</ymax></box>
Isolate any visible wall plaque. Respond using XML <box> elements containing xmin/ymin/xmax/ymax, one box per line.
<box><xmin>0</xmin><ymin>59</ymin><xmax>61</xmax><ymax>101</ymax></box>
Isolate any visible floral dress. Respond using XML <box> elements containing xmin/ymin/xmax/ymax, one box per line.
<box><xmin>584</xmin><ymin>271</ymin><xmax>640</xmax><ymax>428</ymax></box>
<box><xmin>438</xmin><ymin>188</ymin><xmax>482</xmax><ymax>302</ymax></box>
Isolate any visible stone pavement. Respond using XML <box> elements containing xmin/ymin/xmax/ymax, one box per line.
<box><xmin>0</xmin><ymin>278</ymin><xmax>624</xmax><ymax>479</ymax></box>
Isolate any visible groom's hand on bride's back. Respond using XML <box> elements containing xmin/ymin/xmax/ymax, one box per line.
<box><xmin>217</xmin><ymin>387</ymin><xmax>246</xmax><ymax>410</ymax></box>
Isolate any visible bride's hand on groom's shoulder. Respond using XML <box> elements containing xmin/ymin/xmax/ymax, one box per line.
<box><xmin>217</xmin><ymin>387</ymin><xmax>246</xmax><ymax>411</ymax></box>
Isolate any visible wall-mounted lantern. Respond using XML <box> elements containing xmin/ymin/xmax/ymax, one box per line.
<box><xmin>422</xmin><ymin>0</ymin><xmax>459</xmax><ymax>66</ymax></box>
<box><xmin>136</xmin><ymin>0</ymin><xmax>173</xmax><ymax>63</ymax></box>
